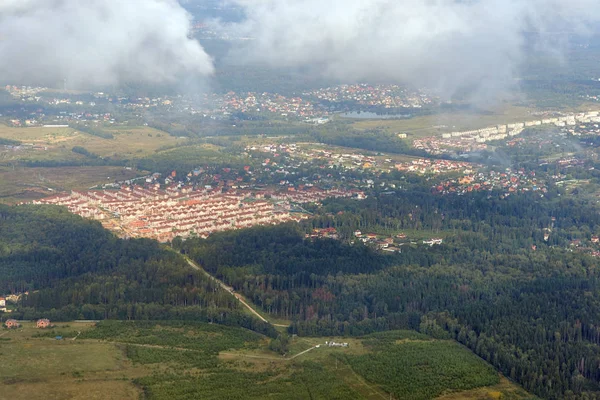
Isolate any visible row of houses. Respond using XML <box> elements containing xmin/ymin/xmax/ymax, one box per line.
<box><xmin>3</xmin><ymin>319</ymin><xmax>51</xmax><ymax>329</ymax></box>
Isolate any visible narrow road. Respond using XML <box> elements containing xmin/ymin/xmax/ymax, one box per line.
<box><xmin>112</xmin><ymin>342</ymin><xmax>318</xmax><ymax>361</ymax></box>
<box><xmin>220</xmin><ymin>352</ymin><xmax>282</xmax><ymax>361</ymax></box>
<box><xmin>289</xmin><ymin>346</ymin><xmax>317</xmax><ymax>359</ymax></box>
<box><xmin>183</xmin><ymin>256</ymin><xmax>271</xmax><ymax>325</ymax></box>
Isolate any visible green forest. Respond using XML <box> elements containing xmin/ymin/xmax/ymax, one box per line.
<box><xmin>0</xmin><ymin>205</ymin><xmax>275</xmax><ymax>337</ymax></box>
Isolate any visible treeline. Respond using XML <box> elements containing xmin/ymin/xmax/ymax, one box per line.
<box><xmin>72</xmin><ymin>146</ymin><xmax>99</xmax><ymax>159</ymax></box>
<box><xmin>309</xmin><ymin>127</ymin><xmax>430</xmax><ymax>157</ymax></box>
<box><xmin>69</xmin><ymin>123</ymin><xmax>114</xmax><ymax>139</ymax></box>
<box><xmin>0</xmin><ymin>137</ymin><xmax>21</xmax><ymax>146</ymax></box>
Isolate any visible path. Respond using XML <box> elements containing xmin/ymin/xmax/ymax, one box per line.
<box><xmin>289</xmin><ymin>345</ymin><xmax>317</xmax><ymax>360</ymax></box>
<box><xmin>183</xmin><ymin>256</ymin><xmax>278</xmax><ymax>326</ymax></box>
<box><xmin>111</xmin><ymin>342</ymin><xmax>314</xmax><ymax>361</ymax></box>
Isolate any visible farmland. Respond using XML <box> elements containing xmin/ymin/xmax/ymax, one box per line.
<box><xmin>0</xmin><ymin>124</ymin><xmax>187</xmax><ymax>161</ymax></box>
<box><xmin>0</xmin><ymin>123</ymin><xmax>224</xmax><ymax>203</ymax></box>
<box><xmin>0</xmin><ymin>321</ymin><xmax>534</xmax><ymax>400</ymax></box>
<box><xmin>0</xmin><ymin>165</ymin><xmax>142</xmax><ymax>203</ymax></box>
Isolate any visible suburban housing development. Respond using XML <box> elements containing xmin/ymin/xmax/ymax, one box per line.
<box><xmin>30</xmin><ymin>185</ymin><xmax>356</xmax><ymax>242</ymax></box>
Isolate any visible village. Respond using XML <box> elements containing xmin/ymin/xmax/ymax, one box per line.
<box><xmin>247</xmin><ymin>142</ymin><xmax>476</xmax><ymax>176</ymax></box>
<box><xmin>3</xmin><ymin>83</ymin><xmax>439</xmax><ymax>127</ymax></box>
<box><xmin>302</xmin><ymin>83</ymin><xmax>436</xmax><ymax>109</ymax></box>
<box><xmin>433</xmin><ymin>168</ymin><xmax>547</xmax><ymax>197</ymax></box>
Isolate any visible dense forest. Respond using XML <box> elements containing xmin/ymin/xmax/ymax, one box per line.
<box><xmin>0</xmin><ymin>205</ymin><xmax>275</xmax><ymax>337</ymax></box>
<box><xmin>177</xmin><ymin>189</ymin><xmax>600</xmax><ymax>400</ymax></box>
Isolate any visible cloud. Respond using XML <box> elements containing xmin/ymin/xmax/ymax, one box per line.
<box><xmin>224</xmin><ymin>0</ymin><xmax>600</xmax><ymax>100</ymax></box>
<box><xmin>0</xmin><ymin>0</ymin><xmax>214</xmax><ymax>88</ymax></box>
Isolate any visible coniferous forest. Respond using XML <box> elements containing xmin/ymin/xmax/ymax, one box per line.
<box><xmin>0</xmin><ymin>204</ymin><xmax>275</xmax><ymax>337</ymax></box>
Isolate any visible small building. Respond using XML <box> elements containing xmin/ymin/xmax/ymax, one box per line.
<box><xmin>0</xmin><ymin>298</ymin><xmax>5</xmax><ymax>308</ymax></box>
<box><xmin>37</xmin><ymin>319</ymin><xmax>52</xmax><ymax>329</ymax></box>
<box><xmin>327</xmin><ymin>341</ymin><xmax>349</xmax><ymax>348</ymax></box>
<box><xmin>423</xmin><ymin>238</ymin><xmax>443</xmax><ymax>246</ymax></box>
<box><xmin>4</xmin><ymin>319</ymin><xmax>20</xmax><ymax>329</ymax></box>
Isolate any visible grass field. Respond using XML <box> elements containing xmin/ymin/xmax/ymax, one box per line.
<box><xmin>0</xmin><ymin>321</ymin><xmax>145</xmax><ymax>400</ymax></box>
<box><xmin>0</xmin><ymin>321</ymin><xmax>535</xmax><ymax>400</ymax></box>
<box><xmin>0</xmin><ymin>166</ymin><xmax>143</xmax><ymax>204</ymax></box>
<box><xmin>0</xmin><ymin>123</ymin><xmax>199</xmax><ymax>204</ymax></box>
<box><xmin>0</xmin><ymin>124</ymin><xmax>188</xmax><ymax>162</ymax></box>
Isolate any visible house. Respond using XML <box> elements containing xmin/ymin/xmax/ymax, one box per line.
<box><xmin>4</xmin><ymin>319</ymin><xmax>20</xmax><ymax>329</ymax></box>
<box><xmin>37</xmin><ymin>319</ymin><xmax>52</xmax><ymax>329</ymax></box>
<box><xmin>423</xmin><ymin>238</ymin><xmax>443</xmax><ymax>246</ymax></box>
<box><xmin>0</xmin><ymin>297</ymin><xmax>5</xmax><ymax>307</ymax></box>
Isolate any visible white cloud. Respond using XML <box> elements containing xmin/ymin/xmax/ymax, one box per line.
<box><xmin>224</xmin><ymin>0</ymin><xmax>600</xmax><ymax>100</ymax></box>
<box><xmin>0</xmin><ymin>0</ymin><xmax>214</xmax><ymax>88</ymax></box>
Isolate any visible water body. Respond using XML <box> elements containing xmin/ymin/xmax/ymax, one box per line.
<box><xmin>340</xmin><ymin>111</ymin><xmax>412</xmax><ymax>119</ymax></box>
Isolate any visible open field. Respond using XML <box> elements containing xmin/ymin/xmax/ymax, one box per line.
<box><xmin>0</xmin><ymin>124</ymin><xmax>188</xmax><ymax>162</ymax></box>
<box><xmin>436</xmin><ymin>377</ymin><xmax>537</xmax><ymax>400</ymax></box>
<box><xmin>0</xmin><ymin>166</ymin><xmax>143</xmax><ymax>204</ymax></box>
<box><xmin>0</xmin><ymin>321</ymin><xmax>535</xmax><ymax>400</ymax></box>
<box><xmin>0</xmin><ymin>321</ymin><xmax>145</xmax><ymax>400</ymax></box>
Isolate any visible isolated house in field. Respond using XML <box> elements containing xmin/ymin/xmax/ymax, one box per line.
<box><xmin>4</xmin><ymin>319</ymin><xmax>20</xmax><ymax>329</ymax></box>
<box><xmin>37</xmin><ymin>319</ymin><xmax>51</xmax><ymax>329</ymax></box>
